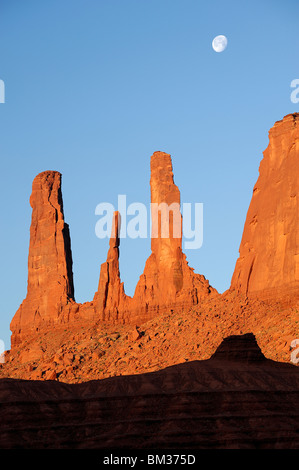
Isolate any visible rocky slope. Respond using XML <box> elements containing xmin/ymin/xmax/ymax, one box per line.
<box><xmin>1</xmin><ymin>291</ymin><xmax>297</xmax><ymax>383</ymax></box>
<box><xmin>1</xmin><ymin>334</ymin><xmax>299</xmax><ymax>449</ymax></box>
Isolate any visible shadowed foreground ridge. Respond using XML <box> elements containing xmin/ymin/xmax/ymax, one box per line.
<box><xmin>1</xmin><ymin>334</ymin><xmax>299</xmax><ymax>449</ymax></box>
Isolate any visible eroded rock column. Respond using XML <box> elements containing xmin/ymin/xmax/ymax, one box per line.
<box><xmin>10</xmin><ymin>171</ymin><xmax>75</xmax><ymax>345</ymax></box>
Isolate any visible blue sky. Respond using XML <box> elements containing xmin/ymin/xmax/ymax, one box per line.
<box><xmin>0</xmin><ymin>0</ymin><xmax>298</xmax><ymax>348</ymax></box>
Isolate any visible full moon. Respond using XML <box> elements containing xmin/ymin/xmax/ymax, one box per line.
<box><xmin>212</xmin><ymin>35</ymin><xmax>228</xmax><ymax>53</ymax></box>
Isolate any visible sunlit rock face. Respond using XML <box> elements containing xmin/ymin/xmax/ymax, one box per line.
<box><xmin>11</xmin><ymin>152</ymin><xmax>215</xmax><ymax>344</ymax></box>
<box><xmin>93</xmin><ymin>151</ymin><xmax>215</xmax><ymax>324</ymax></box>
<box><xmin>231</xmin><ymin>113</ymin><xmax>299</xmax><ymax>302</ymax></box>
<box><xmin>10</xmin><ymin>171</ymin><xmax>75</xmax><ymax>346</ymax></box>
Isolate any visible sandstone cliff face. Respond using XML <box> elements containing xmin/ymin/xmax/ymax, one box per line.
<box><xmin>10</xmin><ymin>171</ymin><xmax>75</xmax><ymax>346</ymax></box>
<box><xmin>231</xmin><ymin>113</ymin><xmax>299</xmax><ymax>302</ymax></box>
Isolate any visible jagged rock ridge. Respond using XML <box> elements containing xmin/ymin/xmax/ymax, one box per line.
<box><xmin>10</xmin><ymin>113</ymin><xmax>299</xmax><ymax>350</ymax></box>
<box><xmin>11</xmin><ymin>152</ymin><xmax>215</xmax><ymax>345</ymax></box>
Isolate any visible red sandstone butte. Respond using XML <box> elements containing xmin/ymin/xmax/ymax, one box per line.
<box><xmin>231</xmin><ymin>113</ymin><xmax>299</xmax><ymax>302</ymax></box>
<box><xmin>11</xmin><ymin>152</ymin><xmax>215</xmax><ymax>343</ymax></box>
<box><xmin>10</xmin><ymin>171</ymin><xmax>75</xmax><ymax>346</ymax></box>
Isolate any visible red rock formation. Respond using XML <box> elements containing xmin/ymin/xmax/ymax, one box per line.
<box><xmin>131</xmin><ymin>151</ymin><xmax>214</xmax><ymax>321</ymax></box>
<box><xmin>10</xmin><ymin>171</ymin><xmax>75</xmax><ymax>346</ymax></box>
<box><xmin>93</xmin><ymin>211</ymin><xmax>127</xmax><ymax>320</ymax></box>
<box><xmin>10</xmin><ymin>151</ymin><xmax>215</xmax><ymax>344</ymax></box>
<box><xmin>231</xmin><ymin>113</ymin><xmax>299</xmax><ymax>302</ymax></box>
<box><xmin>6</xmin><ymin>113</ymin><xmax>299</xmax><ymax>385</ymax></box>
<box><xmin>90</xmin><ymin>151</ymin><xmax>215</xmax><ymax>324</ymax></box>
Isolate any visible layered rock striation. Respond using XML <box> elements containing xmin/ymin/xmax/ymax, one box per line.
<box><xmin>231</xmin><ymin>113</ymin><xmax>299</xmax><ymax>302</ymax></box>
<box><xmin>1</xmin><ymin>334</ymin><xmax>299</xmax><ymax>449</ymax></box>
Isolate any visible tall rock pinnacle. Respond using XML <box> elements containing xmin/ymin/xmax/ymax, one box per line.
<box><xmin>231</xmin><ymin>113</ymin><xmax>299</xmax><ymax>302</ymax></box>
<box><xmin>150</xmin><ymin>151</ymin><xmax>184</xmax><ymax>293</ymax></box>
<box><xmin>10</xmin><ymin>171</ymin><xmax>75</xmax><ymax>345</ymax></box>
<box><xmin>93</xmin><ymin>211</ymin><xmax>126</xmax><ymax>320</ymax></box>
<box><xmin>132</xmin><ymin>151</ymin><xmax>214</xmax><ymax>319</ymax></box>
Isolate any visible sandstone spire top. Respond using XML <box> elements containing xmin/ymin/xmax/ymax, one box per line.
<box><xmin>108</xmin><ymin>211</ymin><xmax>121</xmax><ymax>251</ymax></box>
<box><xmin>150</xmin><ymin>151</ymin><xmax>182</xmax><ymax>250</ymax></box>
